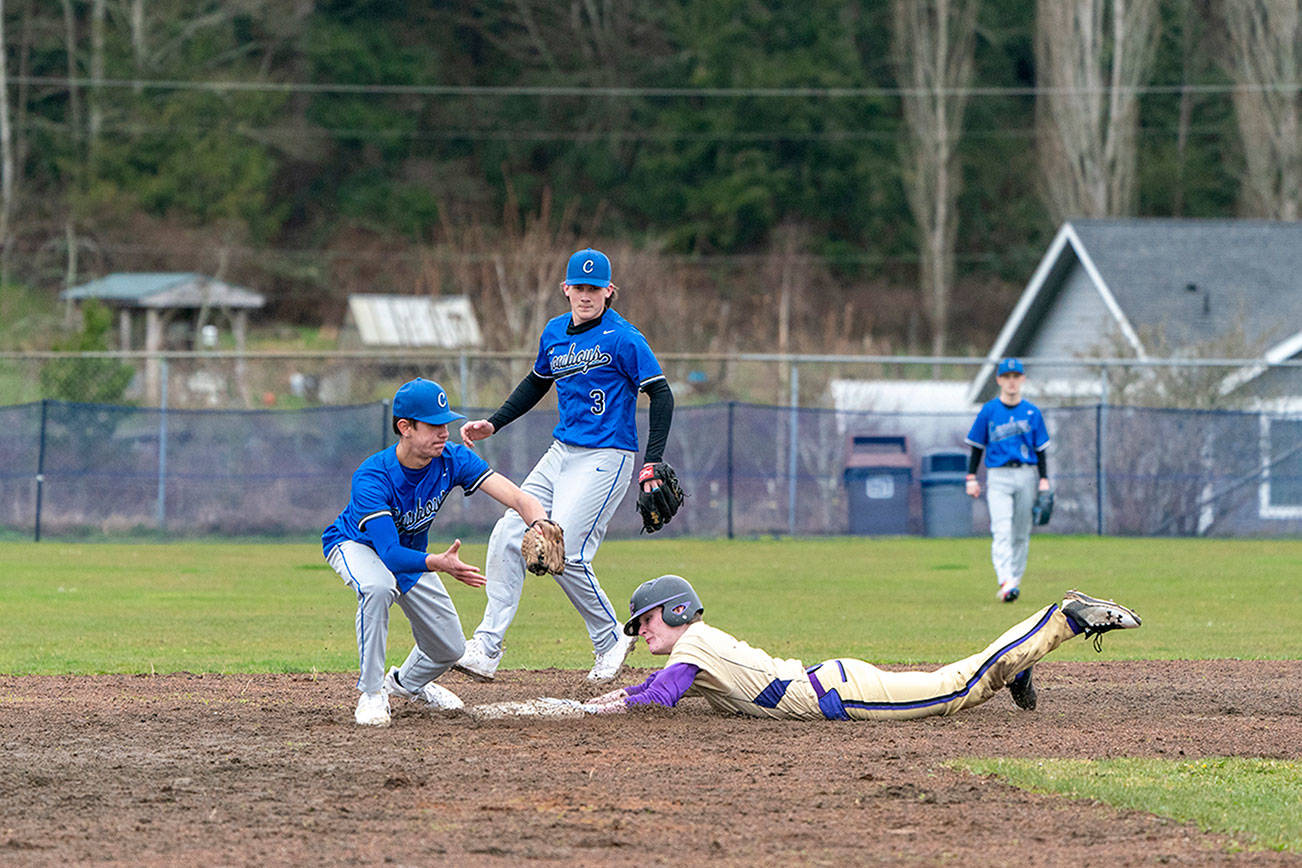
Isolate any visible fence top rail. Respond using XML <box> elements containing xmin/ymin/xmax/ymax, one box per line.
<box><xmin>5</xmin><ymin>350</ymin><xmax>1302</xmax><ymax>369</ymax></box>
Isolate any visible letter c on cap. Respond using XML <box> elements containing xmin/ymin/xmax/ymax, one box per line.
<box><xmin>583</xmin><ymin>259</ymin><xmax>594</xmax><ymax>274</ymax></box>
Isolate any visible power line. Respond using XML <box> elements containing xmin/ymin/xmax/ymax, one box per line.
<box><xmin>7</xmin><ymin>237</ymin><xmax>1017</xmax><ymax>268</ymax></box>
<box><xmin>16</xmin><ymin>75</ymin><xmax>1302</xmax><ymax>99</ymax></box>
<box><xmin>12</xmin><ymin>119</ymin><xmax>1242</xmax><ymax>144</ymax></box>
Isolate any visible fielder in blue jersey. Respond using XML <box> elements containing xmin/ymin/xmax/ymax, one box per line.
<box><xmin>965</xmin><ymin>358</ymin><xmax>1052</xmax><ymax>603</ymax></box>
<box><xmin>323</xmin><ymin>378</ymin><xmax>551</xmax><ymax>727</ymax></box>
<box><xmin>454</xmin><ymin>248</ymin><xmax>676</xmax><ymax>684</ymax></box>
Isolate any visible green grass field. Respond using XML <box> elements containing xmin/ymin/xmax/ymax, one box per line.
<box><xmin>1</xmin><ymin>535</ymin><xmax>1298</xmax><ymax>674</ymax></box>
<box><xmin>3</xmin><ymin>534</ymin><xmax>1300</xmax><ymax>852</ymax></box>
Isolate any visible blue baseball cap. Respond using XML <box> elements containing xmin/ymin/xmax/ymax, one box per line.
<box><xmin>392</xmin><ymin>378</ymin><xmax>465</xmax><ymax>426</ymax></box>
<box><xmin>997</xmin><ymin>358</ymin><xmax>1025</xmax><ymax>376</ymax></box>
<box><xmin>565</xmin><ymin>248</ymin><xmax>612</xmax><ymax>287</ymax></box>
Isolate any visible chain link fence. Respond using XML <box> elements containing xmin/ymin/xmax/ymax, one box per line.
<box><xmin>2</xmin><ymin>352</ymin><xmax>1299</xmax><ymax>541</ymax></box>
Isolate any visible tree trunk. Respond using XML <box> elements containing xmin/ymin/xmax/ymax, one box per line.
<box><xmin>0</xmin><ymin>0</ymin><xmax>11</xmax><ymax>287</ymax></box>
<box><xmin>1035</xmin><ymin>0</ymin><xmax>1160</xmax><ymax>221</ymax></box>
<box><xmin>1222</xmin><ymin>0</ymin><xmax>1301</xmax><ymax>220</ymax></box>
<box><xmin>89</xmin><ymin>0</ymin><xmax>105</xmax><ymax>167</ymax></box>
<box><xmin>891</xmin><ymin>0</ymin><xmax>978</xmax><ymax>359</ymax></box>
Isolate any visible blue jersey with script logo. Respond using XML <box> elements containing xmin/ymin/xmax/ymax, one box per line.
<box><xmin>965</xmin><ymin>398</ymin><xmax>1050</xmax><ymax>467</ymax></box>
<box><xmin>322</xmin><ymin>443</ymin><xmax>491</xmax><ymax>590</ymax></box>
<box><xmin>533</xmin><ymin>309</ymin><xmax>665</xmax><ymax>452</ymax></box>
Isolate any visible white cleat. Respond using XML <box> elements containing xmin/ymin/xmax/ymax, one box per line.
<box><xmin>416</xmin><ymin>681</ymin><xmax>464</xmax><ymax>711</ymax></box>
<box><xmin>452</xmin><ymin>635</ymin><xmax>501</xmax><ymax>682</ymax></box>
<box><xmin>354</xmin><ymin>691</ymin><xmax>391</xmax><ymax>727</ymax></box>
<box><xmin>1061</xmin><ymin>589</ymin><xmax>1142</xmax><ymax>650</ymax></box>
<box><xmin>384</xmin><ymin>667</ymin><xmax>465</xmax><ymax>711</ymax></box>
<box><xmin>587</xmin><ymin>633</ymin><xmax>636</xmax><ymax>684</ymax></box>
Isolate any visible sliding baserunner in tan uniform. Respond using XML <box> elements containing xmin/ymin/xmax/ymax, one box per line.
<box><xmin>584</xmin><ymin>576</ymin><xmax>1141</xmax><ymax>719</ymax></box>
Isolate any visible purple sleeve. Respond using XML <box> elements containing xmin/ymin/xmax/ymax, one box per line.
<box><xmin>623</xmin><ymin>662</ymin><xmax>699</xmax><ymax>708</ymax></box>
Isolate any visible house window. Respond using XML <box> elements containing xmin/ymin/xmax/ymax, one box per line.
<box><xmin>1260</xmin><ymin>417</ymin><xmax>1302</xmax><ymax>517</ymax></box>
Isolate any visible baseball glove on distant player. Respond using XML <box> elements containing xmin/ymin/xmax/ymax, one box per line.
<box><xmin>522</xmin><ymin>519</ymin><xmax>565</xmax><ymax>575</ymax></box>
<box><xmin>637</xmin><ymin>462</ymin><xmax>685</xmax><ymax>534</ymax></box>
<box><xmin>1032</xmin><ymin>490</ymin><xmax>1055</xmax><ymax>526</ymax></box>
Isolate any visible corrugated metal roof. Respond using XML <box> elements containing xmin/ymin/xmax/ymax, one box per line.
<box><xmin>347</xmin><ymin>294</ymin><xmax>483</xmax><ymax>348</ymax></box>
<box><xmin>61</xmin><ymin>272</ymin><xmax>265</xmax><ymax>308</ymax></box>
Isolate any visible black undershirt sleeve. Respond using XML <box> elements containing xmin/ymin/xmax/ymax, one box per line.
<box><xmin>641</xmin><ymin>379</ymin><xmax>674</xmax><ymax>465</ymax></box>
<box><xmin>486</xmin><ymin>371</ymin><xmax>552</xmax><ymax>432</ymax></box>
<box><xmin>1037</xmin><ymin>448</ymin><xmax>1049</xmax><ymax>480</ymax></box>
<box><xmin>967</xmin><ymin>446</ymin><xmax>983</xmax><ymax>475</ymax></box>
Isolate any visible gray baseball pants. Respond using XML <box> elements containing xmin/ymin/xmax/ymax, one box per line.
<box><xmin>985</xmin><ymin>464</ymin><xmax>1039</xmax><ymax>589</ymax></box>
<box><xmin>327</xmin><ymin>540</ymin><xmax>465</xmax><ymax>695</ymax></box>
<box><xmin>471</xmin><ymin>440</ymin><xmax>634</xmax><ymax>658</ymax></box>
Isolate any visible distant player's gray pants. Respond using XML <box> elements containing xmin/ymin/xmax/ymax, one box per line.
<box><xmin>327</xmin><ymin>541</ymin><xmax>466</xmax><ymax>694</ymax></box>
<box><xmin>985</xmin><ymin>465</ymin><xmax>1038</xmax><ymax>588</ymax></box>
<box><xmin>472</xmin><ymin>441</ymin><xmax>634</xmax><ymax>658</ymax></box>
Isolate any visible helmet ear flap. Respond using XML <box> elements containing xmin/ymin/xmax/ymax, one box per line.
<box><xmin>624</xmin><ymin>574</ymin><xmax>703</xmax><ymax>635</ymax></box>
<box><xmin>662</xmin><ymin>600</ymin><xmax>692</xmax><ymax>627</ymax></box>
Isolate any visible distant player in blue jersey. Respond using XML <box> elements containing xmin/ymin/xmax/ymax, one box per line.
<box><xmin>965</xmin><ymin>358</ymin><xmax>1052</xmax><ymax>603</ymax></box>
<box><xmin>323</xmin><ymin>377</ymin><xmax>551</xmax><ymax>727</ymax></box>
<box><xmin>454</xmin><ymin>247</ymin><xmax>675</xmax><ymax>684</ymax></box>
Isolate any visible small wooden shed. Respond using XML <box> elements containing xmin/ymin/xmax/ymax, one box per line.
<box><xmin>61</xmin><ymin>272</ymin><xmax>266</xmax><ymax>403</ymax></box>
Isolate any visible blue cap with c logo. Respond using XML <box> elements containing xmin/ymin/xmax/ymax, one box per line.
<box><xmin>997</xmin><ymin>358</ymin><xmax>1025</xmax><ymax>376</ymax></box>
<box><xmin>565</xmin><ymin>248</ymin><xmax>612</xmax><ymax>287</ymax></box>
<box><xmin>392</xmin><ymin>378</ymin><xmax>465</xmax><ymax>426</ymax></box>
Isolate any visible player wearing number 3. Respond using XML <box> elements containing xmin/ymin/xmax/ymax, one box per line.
<box><xmin>964</xmin><ymin>358</ymin><xmax>1051</xmax><ymax>603</ymax></box>
<box><xmin>455</xmin><ymin>248</ymin><xmax>676</xmax><ymax>684</ymax></box>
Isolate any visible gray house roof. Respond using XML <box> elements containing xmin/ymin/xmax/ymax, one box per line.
<box><xmin>968</xmin><ymin>219</ymin><xmax>1302</xmax><ymax>403</ymax></box>
<box><xmin>61</xmin><ymin>272</ymin><xmax>265</xmax><ymax>309</ymax></box>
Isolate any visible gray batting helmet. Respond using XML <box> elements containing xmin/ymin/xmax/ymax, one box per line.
<box><xmin>623</xmin><ymin>574</ymin><xmax>703</xmax><ymax>636</ymax></box>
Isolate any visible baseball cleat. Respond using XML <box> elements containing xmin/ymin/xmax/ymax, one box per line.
<box><xmin>1008</xmin><ymin>667</ymin><xmax>1037</xmax><ymax>710</ymax></box>
<box><xmin>587</xmin><ymin>633</ymin><xmax>636</xmax><ymax>684</ymax></box>
<box><xmin>417</xmin><ymin>682</ymin><xmax>465</xmax><ymax>711</ymax></box>
<box><xmin>384</xmin><ymin>667</ymin><xmax>465</xmax><ymax>711</ymax></box>
<box><xmin>996</xmin><ymin>582</ymin><xmax>1020</xmax><ymax>603</ymax></box>
<box><xmin>354</xmin><ymin>691</ymin><xmax>391</xmax><ymax>727</ymax></box>
<box><xmin>452</xmin><ymin>635</ymin><xmax>500</xmax><ymax>682</ymax></box>
<box><xmin>1061</xmin><ymin>589</ymin><xmax>1141</xmax><ymax>650</ymax></box>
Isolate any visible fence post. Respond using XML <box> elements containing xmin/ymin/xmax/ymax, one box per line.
<box><xmin>459</xmin><ymin>352</ymin><xmax>470</xmax><ymax>408</ymax></box>
<box><xmin>156</xmin><ymin>358</ymin><xmax>169</xmax><ymax>530</ymax></box>
<box><xmin>381</xmin><ymin>400</ymin><xmax>390</xmax><ymax>450</ymax></box>
<box><xmin>787</xmin><ymin>363</ymin><xmax>799</xmax><ymax>535</ymax></box>
<box><xmin>34</xmin><ymin>399</ymin><xmax>48</xmax><ymax>542</ymax></box>
<box><xmin>1096</xmin><ymin>369</ymin><xmax>1107</xmax><ymax>535</ymax></box>
<box><xmin>726</xmin><ymin>401</ymin><xmax>735</xmax><ymax>540</ymax></box>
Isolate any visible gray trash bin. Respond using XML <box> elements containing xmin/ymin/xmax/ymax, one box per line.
<box><xmin>920</xmin><ymin>449</ymin><xmax>972</xmax><ymax>537</ymax></box>
<box><xmin>843</xmin><ymin>435</ymin><xmax>911</xmax><ymax>534</ymax></box>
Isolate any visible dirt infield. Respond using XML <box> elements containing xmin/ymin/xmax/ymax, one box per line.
<box><xmin>2</xmin><ymin>661</ymin><xmax>1299</xmax><ymax>866</ymax></box>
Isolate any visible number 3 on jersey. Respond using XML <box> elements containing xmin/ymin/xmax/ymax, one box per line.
<box><xmin>588</xmin><ymin>388</ymin><xmax>606</xmax><ymax>416</ymax></box>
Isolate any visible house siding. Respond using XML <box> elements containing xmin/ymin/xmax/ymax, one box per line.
<box><xmin>1024</xmin><ymin>262</ymin><xmax>1121</xmax><ymax>360</ymax></box>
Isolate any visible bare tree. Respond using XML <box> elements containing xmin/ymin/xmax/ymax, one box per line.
<box><xmin>0</xmin><ymin>0</ymin><xmax>12</xmax><ymax>285</ymax></box>
<box><xmin>891</xmin><ymin>0</ymin><xmax>979</xmax><ymax>358</ymax></box>
<box><xmin>1034</xmin><ymin>0</ymin><xmax>1161</xmax><ymax>220</ymax></box>
<box><xmin>1221</xmin><ymin>0</ymin><xmax>1300</xmax><ymax>220</ymax></box>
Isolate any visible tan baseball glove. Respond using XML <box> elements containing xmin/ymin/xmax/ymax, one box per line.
<box><xmin>522</xmin><ymin>518</ymin><xmax>565</xmax><ymax>575</ymax></box>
